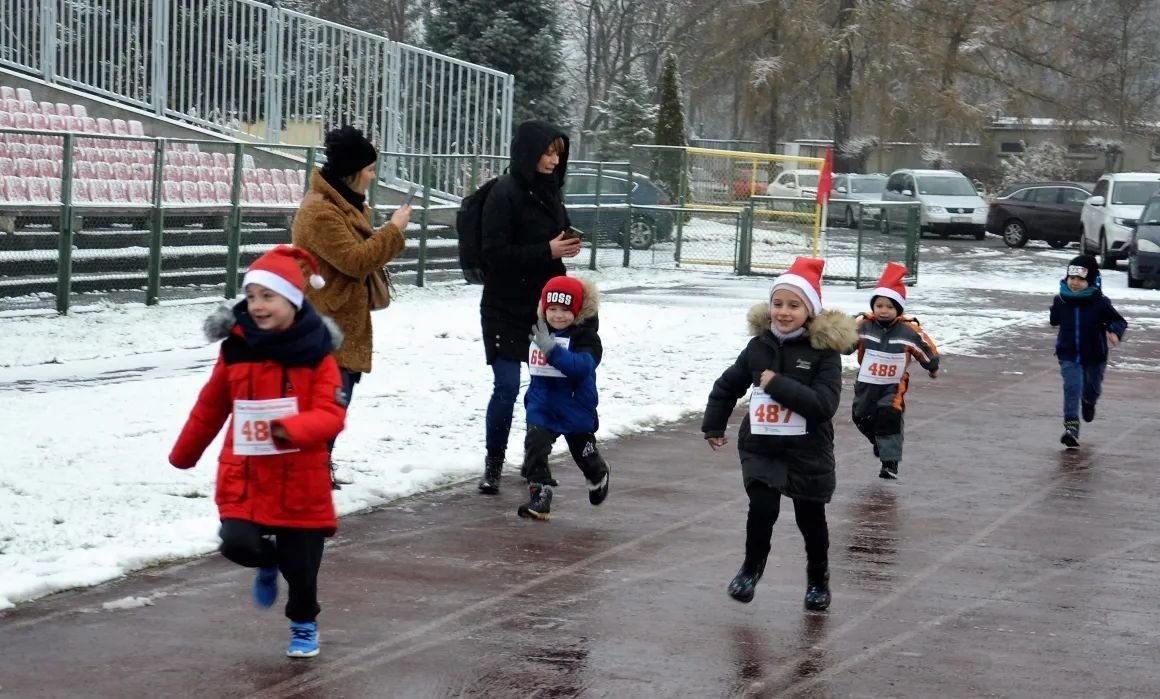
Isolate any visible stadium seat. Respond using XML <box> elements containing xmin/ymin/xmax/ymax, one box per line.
<box><xmin>214</xmin><ymin>182</ymin><xmax>232</xmax><ymax>204</ymax></box>
<box><xmin>243</xmin><ymin>183</ymin><xmax>262</xmax><ymax>203</ymax></box>
<box><xmin>163</xmin><ymin>181</ymin><xmax>183</xmax><ymax>203</ymax></box>
<box><xmin>15</xmin><ymin>158</ymin><xmax>35</xmax><ymax>177</ymax></box>
<box><xmin>109</xmin><ymin>180</ymin><xmax>129</xmax><ymax>202</ymax></box>
<box><xmin>16</xmin><ymin>87</ymin><xmax>32</xmax><ymax>102</ymax></box>
<box><xmin>89</xmin><ymin>180</ymin><xmax>111</xmax><ymax>203</ymax></box>
<box><xmin>96</xmin><ymin>118</ymin><xmax>114</xmax><ymax>134</ymax></box>
<box><xmin>0</xmin><ymin>112</ymin><xmax>12</xmax><ymax>128</ymax></box>
<box><xmin>0</xmin><ymin>86</ymin><xmax>14</xmax><ymax>100</ymax></box>
<box><xmin>112</xmin><ymin>119</ymin><xmax>129</xmax><ymax>136</ymax></box>
<box><xmin>275</xmin><ymin>184</ymin><xmax>294</xmax><ymax>204</ymax></box>
<box><xmin>181</xmin><ymin>181</ymin><xmax>200</xmax><ymax>203</ymax></box>
<box><xmin>3</xmin><ymin>176</ymin><xmax>27</xmax><ymax>202</ymax></box>
<box><xmin>55</xmin><ymin>103</ymin><xmax>72</xmax><ymax>117</ymax></box>
<box><xmin>270</xmin><ymin>168</ymin><xmax>286</xmax><ymax>186</ymax></box>
<box><xmin>72</xmin><ymin>104</ymin><xmax>87</xmax><ymax>119</ymax></box>
<box><xmin>212</xmin><ymin>152</ymin><xmax>230</xmax><ymax>169</ymax></box>
<box><xmin>27</xmin><ymin>177</ymin><xmax>52</xmax><ymax>202</ymax></box>
<box><xmin>72</xmin><ymin>179</ymin><xmax>91</xmax><ymax>203</ymax></box>
<box><xmin>129</xmin><ymin>180</ymin><xmax>152</xmax><ymax>204</ymax></box>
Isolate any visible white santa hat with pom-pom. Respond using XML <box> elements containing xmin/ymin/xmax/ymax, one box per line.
<box><xmin>242</xmin><ymin>244</ymin><xmax>325</xmax><ymax>309</ymax></box>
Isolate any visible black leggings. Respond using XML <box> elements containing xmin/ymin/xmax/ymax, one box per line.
<box><xmin>219</xmin><ymin>519</ymin><xmax>326</xmax><ymax>623</ymax></box>
<box><xmin>744</xmin><ymin>481</ymin><xmax>829</xmax><ymax>580</ymax></box>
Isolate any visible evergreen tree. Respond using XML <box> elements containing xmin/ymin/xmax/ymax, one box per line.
<box><xmin>595</xmin><ymin>74</ymin><xmax>657</xmax><ymax>161</ymax></box>
<box><xmin>426</xmin><ymin>0</ymin><xmax>569</xmax><ymax>129</ymax></box>
<box><xmin>652</xmin><ymin>53</ymin><xmax>687</xmax><ymax>199</ymax></box>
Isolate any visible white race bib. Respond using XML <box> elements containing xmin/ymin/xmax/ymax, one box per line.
<box><xmin>529</xmin><ymin>337</ymin><xmax>571</xmax><ymax>378</ymax></box>
<box><xmin>857</xmin><ymin>349</ymin><xmax>907</xmax><ymax>385</ymax></box>
<box><xmin>748</xmin><ymin>390</ymin><xmax>807</xmax><ymax>436</ymax></box>
<box><xmin>232</xmin><ymin>397</ymin><xmax>300</xmax><ymax>456</ymax></box>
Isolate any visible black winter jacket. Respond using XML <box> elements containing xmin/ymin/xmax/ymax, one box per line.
<box><xmin>480</xmin><ymin>121</ymin><xmax>571</xmax><ymax>364</ymax></box>
<box><xmin>702</xmin><ymin>305</ymin><xmax>858</xmax><ymax>503</ymax></box>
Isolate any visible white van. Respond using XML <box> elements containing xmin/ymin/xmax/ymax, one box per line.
<box><xmin>1080</xmin><ymin>172</ymin><xmax>1160</xmax><ymax>268</ymax></box>
<box><xmin>881</xmin><ymin>169</ymin><xmax>988</xmax><ymax>239</ymax></box>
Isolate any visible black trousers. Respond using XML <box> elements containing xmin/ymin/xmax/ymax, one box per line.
<box><xmin>522</xmin><ymin>424</ymin><xmax>608</xmax><ymax>485</ymax></box>
<box><xmin>327</xmin><ymin>368</ymin><xmax>361</xmax><ymax>454</ymax></box>
<box><xmin>219</xmin><ymin>519</ymin><xmax>325</xmax><ymax>623</ymax></box>
<box><xmin>744</xmin><ymin>481</ymin><xmax>829</xmax><ymax>582</ymax></box>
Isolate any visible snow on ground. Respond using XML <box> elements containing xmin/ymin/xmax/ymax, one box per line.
<box><xmin>0</xmin><ymin>241</ymin><xmax>1156</xmax><ymax>610</ymax></box>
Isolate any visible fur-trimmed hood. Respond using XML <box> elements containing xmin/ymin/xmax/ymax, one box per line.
<box><xmin>537</xmin><ymin>277</ymin><xmax>600</xmax><ymax>326</ymax></box>
<box><xmin>746</xmin><ymin>303</ymin><xmax>858</xmax><ymax>352</ymax></box>
<box><xmin>203</xmin><ymin>302</ymin><xmax>344</xmax><ymax>351</ymax></box>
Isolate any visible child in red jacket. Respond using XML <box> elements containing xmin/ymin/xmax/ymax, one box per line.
<box><xmin>170</xmin><ymin>245</ymin><xmax>346</xmax><ymax>659</ymax></box>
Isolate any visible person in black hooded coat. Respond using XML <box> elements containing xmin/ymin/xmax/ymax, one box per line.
<box><xmin>478</xmin><ymin>120</ymin><xmax>581</xmax><ymax>494</ymax></box>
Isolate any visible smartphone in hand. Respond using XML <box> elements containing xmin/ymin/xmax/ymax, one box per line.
<box><xmin>402</xmin><ymin>185</ymin><xmax>418</xmax><ymax>207</ymax></box>
<box><xmin>563</xmin><ymin>226</ymin><xmax>582</xmax><ymax>240</ymax></box>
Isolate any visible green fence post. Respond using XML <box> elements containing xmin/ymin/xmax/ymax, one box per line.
<box><xmin>907</xmin><ymin>204</ymin><xmax>921</xmax><ymax>282</ymax></box>
<box><xmin>855</xmin><ymin>202</ymin><xmax>865</xmax><ymax>288</ymax></box>
<box><xmin>224</xmin><ymin>143</ymin><xmax>244</xmax><ymax>299</ymax></box>
<box><xmin>675</xmin><ymin>148</ymin><xmax>687</xmax><ymax>265</ymax></box>
<box><xmin>56</xmin><ymin>133</ymin><xmax>75</xmax><ymax>314</ymax></box>
<box><xmin>145</xmin><ymin>139</ymin><xmax>166</xmax><ymax>305</ymax></box>
<box><xmin>591</xmin><ymin>161</ymin><xmax>602</xmax><ymax>271</ymax></box>
<box><xmin>623</xmin><ymin>160</ymin><xmax>633</xmax><ymax>268</ymax></box>
<box><xmin>737</xmin><ymin>201</ymin><xmax>753</xmax><ymax>276</ymax></box>
<box><xmin>304</xmin><ymin>147</ymin><xmax>316</xmax><ymax>192</ymax></box>
<box><xmin>416</xmin><ymin>155</ymin><xmax>432</xmax><ymax>287</ymax></box>
<box><xmin>471</xmin><ymin>153</ymin><xmax>480</xmax><ymax>192</ymax></box>
<box><xmin>367</xmin><ymin>156</ymin><xmax>381</xmax><ymax>225</ymax></box>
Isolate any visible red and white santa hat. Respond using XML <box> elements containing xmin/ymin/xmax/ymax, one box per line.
<box><xmin>871</xmin><ymin>262</ymin><xmax>908</xmax><ymax>311</ymax></box>
<box><xmin>242</xmin><ymin>245</ymin><xmax>325</xmax><ymax>309</ymax></box>
<box><xmin>541</xmin><ymin>275</ymin><xmax>585</xmax><ymax>315</ymax></box>
<box><xmin>771</xmin><ymin>257</ymin><xmax>825</xmax><ymax>317</ymax></box>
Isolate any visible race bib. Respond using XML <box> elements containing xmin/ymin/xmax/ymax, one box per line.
<box><xmin>232</xmin><ymin>397</ymin><xmax>300</xmax><ymax>456</ymax></box>
<box><xmin>748</xmin><ymin>390</ymin><xmax>807</xmax><ymax>436</ymax></box>
<box><xmin>529</xmin><ymin>337</ymin><xmax>571</xmax><ymax>378</ymax></box>
<box><xmin>858</xmin><ymin>349</ymin><xmax>907</xmax><ymax>385</ymax></box>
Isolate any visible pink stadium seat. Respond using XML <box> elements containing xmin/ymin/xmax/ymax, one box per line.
<box><xmin>256</xmin><ymin>168</ymin><xmax>272</xmax><ymax>185</ymax></box>
<box><xmin>186</xmin><ymin>143</ymin><xmax>200</xmax><ymax>154</ymax></box>
<box><xmin>260</xmin><ymin>183</ymin><xmax>277</xmax><ymax>203</ymax></box>
<box><xmin>0</xmin><ymin>112</ymin><xmax>11</xmax><ymax>128</ymax></box>
<box><xmin>275</xmin><ymin>184</ymin><xmax>294</xmax><ymax>204</ymax></box>
<box><xmin>214</xmin><ymin>182</ymin><xmax>231</xmax><ymax>204</ymax></box>
<box><xmin>198</xmin><ymin>181</ymin><xmax>216</xmax><ymax>203</ymax></box>
<box><xmin>63</xmin><ymin>116</ymin><xmax>82</xmax><ymax>132</ymax></box>
<box><xmin>197</xmin><ymin>152</ymin><xmax>214</xmax><ymax>168</ymax></box>
<box><xmin>16</xmin><ymin>87</ymin><xmax>32</xmax><ymax>102</ymax></box>
<box><xmin>113</xmin><ymin>162</ymin><xmax>131</xmax><ymax>180</ymax></box>
<box><xmin>38</xmin><ymin>101</ymin><xmax>54</xmax><ymax>115</ymax></box>
<box><xmin>80</xmin><ymin>117</ymin><xmax>97</xmax><ymax>133</ymax></box>
<box><xmin>47</xmin><ymin>114</ymin><xmax>64</xmax><ymax>131</ymax></box>
<box><xmin>181</xmin><ymin>181</ymin><xmax>201</xmax><ymax>204</ymax></box>
<box><xmin>71</xmin><ymin>179</ymin><xmax>91</xmax><ymax>203</ymax></box>
<box><xmin>15</xmin><ymin>158</ymin><xmax>35</xmax><ymax>177</ymax></box>
<box><xmin>29</xmin><ymin>144</ymin><xmax>47</xmax><ymax>159</ymax></box>
<box><xmin>269</xmin><ymin>168</ymin><xmax>286</xmax><ymax>186</ymax></box>
<box><xmin>13</xmin><ymin>112</ymin><xmax>31</xmax><ymax>129</ymax></box>
<box><xmin>163</xmin><ymin>181</ymin><xmax>182</xmax><ymax>203</ymax></box>
<box><xmin>180</xmin><ymin>165</ymin><xmax>198</xmax><ymax>182</ymax></box>
<box><xmin>72</xmin><ymin>104</ymin><xmax>87</xmax><ymax>119</ymax></box>
<box><xmin>2</xmin><ymin>98</ymin><xmax>20</xmax><ymax>112</ymax></box>
<box><xmin>0</xmin><ymin>86</ymin><xmax>14</xmax><ymax>100</ymax></box>
<box><xmin>27</xmin><ymin>177</ymin><xmax>51</xmax><ymax>202</ymax></box>
<box><xmin>0</xmin><ymin>143</ymin><xmax>9</xmax><ymax>158</ymax></box>
<box><xmin>108</xmin><ymin>181</ymin><xmax>128</xmax><ymax>202</ymax></box>
<box><xmin>10</xmin><ymin>142</ymin><xmax>30</xmax><ymax>159</ymax></box>
<box><xmin>19</xmin><ymin>100</ymin><xmax>37</xmax><ymax>114</ymax></box>
<box><xmin>196</xmin><ymin>165</ymin><xmax>214</xmax><ymax>182</ymax></box>
<box><xmin>167</xmin><ymin>150</ymin><xmax>185</xmax><ymax>167</ymax></box>
<box><xmin>89</xmin><ymin>180</ymin><xmax>111</xmax><ymax>203</ymax></box>
<box><xmin>30</xmin><ymin>113</ymin><xmax>48</xmax><ymax>131</ymax></box>
<box><xmin>128</xmin><ymin>120</ymin><xmax>145</xmax><ymax>137</ymax></box>
<box><xmin>112</xmin><ymin>119</ymin><xmax>129</xmax><ymax>136</ymax></box>
<box><xmin>47</xmin><ymin>145</ymin><xmax>62</xmax><ymax>160</ymax></box>
<box><xmin>212</xmin><ymin>152</ymin><xmax>229</xmax><ymax>169</ymax></box>
<box><xmin>36</xmin><ymin>159</ymin><xmax>60</xmax><ymax>179</ymax></box>
<box><xmin>243</xmin><ymin>183</ymin><xmax>262</xmax><ymax>203</ymax></box>
<box><xmin>129</xmin><ymin>181</ymin><xmax>152</xmax><ymax>204</ymax></box>
<box><xmin>243</xmin><ymin>169</ymin><xmax>259</xmax><ymax>185</ymax></box>
<box><xmin>131</xmin><ymin>163</ymin><xmax>151</xmax><ymax>180</ymax></box>
<box><xmin>4</xmin><ymin>176</ymin><xmax>27</xmax><ymax>202</ymax></box>
<box><xmin>95</xmin><ymin>162</ymin><xmax>113</xmax><ymax>180</ymax></box>
<box><xmin>74</xmin><ymin>161</ymin><xmax>94</xmax><ymax>179</ymax></box>
<box><xmin>211</xmin><ymin>167</ymin><xmax>230</xmax><ymax>183</ymax></box>
<box><xmin>48</xmin><ymin>179</ymin><xmax>62</xmax><ymax>202</ymax></box>
<box><xmin>286</xmin><ymin>169</ymin><xmax>305</xmax><ymax>188</ymax></box>
<box><xmin>55</xmin><ymin>103</ymin><xmax>71</xmax><ymax>117</ymax></box>
<box><xmin>134</xmin><ymin>150</ymin><xmax>152</xmax><ymax>165</ymax></box>
<box><xmin>96</xmin><ymin>118</ymin><xmax>114</xmax><ymax>134</ymax></box>
<box><xmin>0</xmin><ymin>156</ymin><xmax>12</xmax><ymax>174</ymax></box>
<box><xmin>243</xmin><ymin>154</ymin><xmax>255</xmax><ymax>170</ymax></box>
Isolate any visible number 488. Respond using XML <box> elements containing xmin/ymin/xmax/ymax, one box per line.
<box><xmin>867</xmin><ymin>363</ymin><xmax>898</xmax><ymax>378</ymax></box>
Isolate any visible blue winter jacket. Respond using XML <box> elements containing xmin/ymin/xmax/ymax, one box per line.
<box><xmin>1049</xmin><ymin>280</ymin><xmax>1127</xmax><ymax>366</ymax></box>
<box><xmin>525</xmin><ymin>284</ymin><xmax>602</xmax><ymax>435</ymax></box>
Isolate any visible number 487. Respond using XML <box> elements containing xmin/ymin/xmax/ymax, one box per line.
<box><xmin>754</xmin><ymin>404</ymin><xmax>793</xmax><ymax>424</ymax></box>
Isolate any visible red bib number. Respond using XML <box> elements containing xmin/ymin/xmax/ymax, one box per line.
<box><xmin>748</xmin><ymin>390</ymin><xmax>807</xmax><ymax>436</ymax></box>
<box><xmin>529</xmin><ymin>337</ymin><xmax>571</xmax><ymax>378</ymax></box>
<box><xmin>858</xmin><ymin>349</ymin><xmax>906</xmax><ymax>385</ymax></box>
<box><xmin>233</xmin><ymin>397</ymin><xmax>299</xmax><ymax>456</ymax></box>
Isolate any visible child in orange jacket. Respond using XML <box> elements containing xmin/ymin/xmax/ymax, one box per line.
<box><xmin>170</xmin><ymin>245</ymin><xmax>346</xmax><ymax>659</ymax></box>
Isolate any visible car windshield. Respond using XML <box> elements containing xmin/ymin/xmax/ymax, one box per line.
<box><xmin>1138</xmin><ymin>201</ymin><xmax>1160</xmax><ymax>225</ymax></box>
<box><xmin>918</xmin><ymin>177</ymin><xmax>977</xmax><ymax>197</ymax></box>
<box><xmin>850</xmin><ymin>176</ymin><xmax>886</xmax><ymax>194</ymax></box>
<box><xmin>1111</xmin><ymin>181</ymin><xmax>1160</xmax><ymax>206</ymax></box>
<box><xmin>797</xmin><ymin>174</ymin><xmax>819</xmax><ymax>187</ymax></box>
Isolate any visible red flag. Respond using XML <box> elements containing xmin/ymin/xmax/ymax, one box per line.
<box><xmin>816</xmin><ymin>147</ymin><xmax>834</xmax><ymax>206</ymax></box>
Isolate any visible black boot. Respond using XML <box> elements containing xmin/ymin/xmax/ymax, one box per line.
<box><xmin>879</xmin><ymin>461</ymin><xmax>898</xmax><ymax>480</ymax></box>
<box><xmin>478</xmin><ymin>456</ymin><xmax>504</xmax><ymax>494</ymax></box>
<box><xmin>1060</xmin><ymin>421</ymin><xmax>1080</xmax><ymax>450</ymax></box>
<box><xmin>1082</xmin><ymin>401</ymin><xmax>1096</xmax><ymax>423</ymax></box>
<box><xmin>517</xmin><ymin>483</ymin><xmax>553</xmax><ymax>521</ymax></box>
<box><xmin>804</xmin><ymin>569</ymin><xmax>831</xmax><ymax>611</ymax></box>
<box><xmin>727</xmin><ymin>558</ymin><xmax>766</xmax><ymax>604</ymax></box>
<box><xmin>587</xmin><ymin>464</ymin><xmax>610</xmax><ymax>506</ymax></box>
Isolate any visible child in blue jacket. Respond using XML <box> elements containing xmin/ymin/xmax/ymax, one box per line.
<box><xmin>1049</xmin><ymin>255</ymin><xmax>1127</xmax><ymax>449</ymax></box>
<box><xmin>518</xmin><ymin>276</ymin><xmax>609</xmax><ymax>520</ymax></box>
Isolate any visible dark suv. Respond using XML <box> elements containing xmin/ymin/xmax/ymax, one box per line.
<box><xmin>564</xmin><ymin>169</ymin><xmax>675</xmax><ymax>250</ymax></box>
<box><xmin>1127</xmin><ymin>195</ymin><xmax>1160</xmax><ymax>288</ymax></box>
<box><xmin>986</xmin><ymin>182</ymin><xmax>1091</xmax><ymax>248</ymax></box>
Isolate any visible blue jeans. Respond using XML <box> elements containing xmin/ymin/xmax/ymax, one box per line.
<box><xmin>485</xmin><ymin>358</ymin><xmax>522</xmax><ymax>458</ymax></box>
<box><xmin>1060</xmin><ymin>360</ymin><xmax>1104</xmax><ymax>429</ymax></box>
<box><xmin>327</xmin><ymin>368</ymin><xmax>361</xmax><ymax>453</ymax></box>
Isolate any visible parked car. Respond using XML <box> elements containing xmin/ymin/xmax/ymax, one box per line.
<box><xmin>1127</xmin><ymin>195</ymin><xmax>1160</xmax><ymax>288</ymax></box>
<box><xmin>828</xmin><ymin>173</ymin><xmax>887</xmax><ymax>227</ymax></box>
<box><xmin>688</xmin><ymin>166</ymin><xmax>731</xmax><ymax>203</ymax></box>
<box><xmin>881</xmin><ymin>169</ymin><xmax>988</xmax><ymax>239</ymax></box>
<box><xmin>730</xmin><ymin>162</ymin><xmax>770</xmax><ymax>198</ymax></box>
<box><xmin>1080</xmin><ymin>172</ymin><xmax>1160</xmax><ymax>268</ymax></box>
<box><xmin>564</xmin><ymin>169</ymin><xmax>675</xmax><ymax>250</ymax></box>
<box><xmin>986</xmin><ymin>182</ymin><xmax>1091</xmax><ymax>248</ymax></box>
<box><xmin>769</xmin><ymin>169</ymin><xmax>820</xmax><ymax>199</ymax></box>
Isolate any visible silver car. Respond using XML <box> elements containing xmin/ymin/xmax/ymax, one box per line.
<box><xmin>828</xmin><ymin>173</ymin><xmax>887</xmax><ymax>228</ymax></box>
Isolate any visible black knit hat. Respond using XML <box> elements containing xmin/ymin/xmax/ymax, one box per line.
<box><xmin>322</xmin><ymin>125</ymin><xmax>377</xmax><ymax>178</ymax></box>
<box><xmin>1066</xmin><ymin>255</ymin><xmax>1100</xmax><ymax>284</ymax></box>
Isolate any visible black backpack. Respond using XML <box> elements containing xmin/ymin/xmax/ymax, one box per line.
<box><xmin>456</xmin><ymin>177</ymin><xmax>500</xmax><ymax>285</ymax></box>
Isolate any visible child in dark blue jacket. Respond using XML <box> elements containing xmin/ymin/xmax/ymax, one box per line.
<box><xmin>518</xmin><ymin>276</ymin><xmax>609</xmax><ymax>520</ymax></box>
<box><xmin>1049</xmin><ymin>255</ymin><xmax>1127</xmax><ymax>450</ymax></box>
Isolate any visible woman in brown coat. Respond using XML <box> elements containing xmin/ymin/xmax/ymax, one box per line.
<box><xmin>292</xmin><ymin>125</ymin><xmax>412</xmax><ymax>488</ymax></box>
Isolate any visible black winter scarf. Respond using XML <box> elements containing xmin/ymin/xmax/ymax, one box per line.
<box><xmin>232</xmin><ymin>300</ymin><xmax>334</xmax><ymax>367</ymax></box>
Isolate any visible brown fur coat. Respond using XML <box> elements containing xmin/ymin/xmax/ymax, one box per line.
<box><xmin>291</xmin><ymin>170</ymin><xmax>405</xmax><ymax>373</ymax></box>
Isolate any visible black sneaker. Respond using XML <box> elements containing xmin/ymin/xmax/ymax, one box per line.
<box><xmin>478</xmin><ymin>456</ymin><xmax>503</xmax><ymax>494</ymax></box>
<box><xmin>804</xmin><ymin>576</ymin><xmax>832</xmax><ymax>611</ymax></box>
<box><xmin>727</xmin><ymin>559</ymin><xmax>766</xmax><ymax>604</ymax></box>
<box><xmin>517</xmin><ymin>483</ymin><xmax>553</xmax><ymax>520</ymax></box>
<box><xmin>1082</xmin><ymin>401</ymin><xmax>1096</xmax><ymax>423</ymax></box>
<box><xmin>1060</xmin><ymin>428</ymin><xmax>1080</xmax><ymax>450</ymax></box>
<box><xmin>587</xmin><ymin>466</ymin><xmax>610</xmax><ymax>506</ymax></box>
<box><xmin>879</xmin><ymin>461</ymin><xmax>898</xmax><ymax>480</ymax></box>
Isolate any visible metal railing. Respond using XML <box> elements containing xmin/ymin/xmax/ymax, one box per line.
<box><xmin>0</xmin><ymin>0</ymin><xmax>514</xmax><ymax>153</ymax></box>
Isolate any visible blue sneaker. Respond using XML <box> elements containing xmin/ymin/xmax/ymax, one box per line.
<box><xmin>287</xmin><ymin>621</ymin><xmax>320</xmax><ymax>658</ymax></box>
<box><xmin>253</xmin><ymin>566</ymin><xmax>278</xmax><ymax>609</ymax></box>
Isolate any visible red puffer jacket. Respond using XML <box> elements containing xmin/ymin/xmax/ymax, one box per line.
<box><xmin>170</xmin><ymin>303</ymin><xmax>346</xmax><ymax>532</ymax></box>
